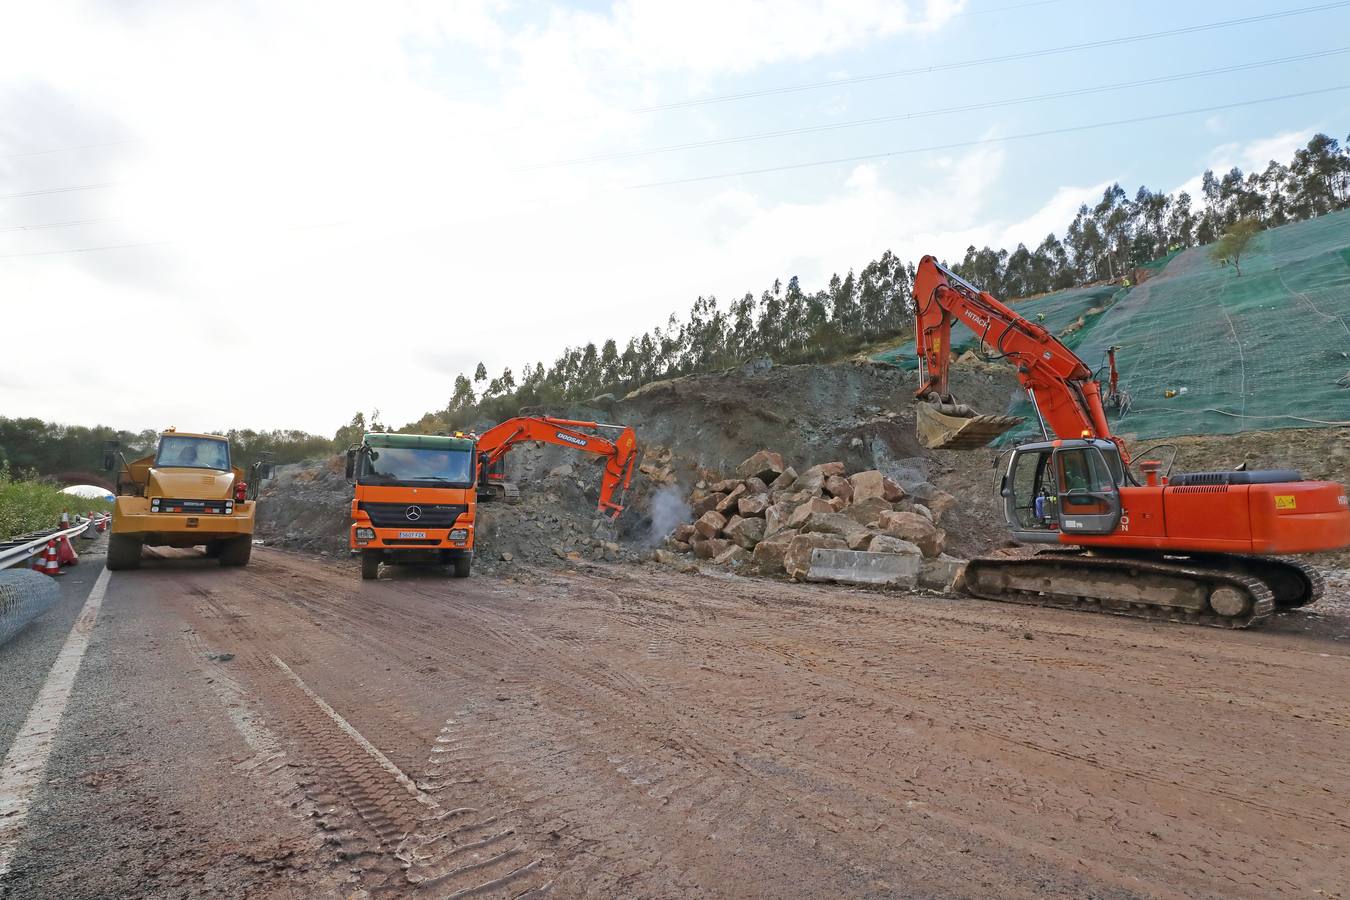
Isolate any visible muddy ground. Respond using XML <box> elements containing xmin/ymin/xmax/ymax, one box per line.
<box><xmin>3</xmin><ymin>540</ymin><xmax>1349</xmax><ymax>898</ymax></box>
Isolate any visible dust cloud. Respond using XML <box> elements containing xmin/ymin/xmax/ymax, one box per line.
<box><xmin>645</xmin><ymin>485</ymin><xmax>691</xmax><ymax>547</ymax></box>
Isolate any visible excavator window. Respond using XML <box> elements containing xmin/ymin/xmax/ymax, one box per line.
<box><xmin>1007</xmin><ymin>449</ymin><xmax>1057</xmax><ymax>530</ymax></box>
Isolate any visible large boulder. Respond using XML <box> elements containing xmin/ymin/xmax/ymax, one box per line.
<box><xmin>737</xmin><ymin>494</ymin><xmax>770</xmax><ymax>517</ymax></box>
<box><xmin>710</xmin><ymin>478</ymin><xmax>741</xmax><ymax>493</ymax></box>
<box><xmin>927</xmin><ymin>490</ymin><xmax>958</xmax><ymax>522</ymax></box>
<box><xmin>919</xmin><ymin>554</ymin><xmax>967</xmax><ymax>592</ymax></box>
<box><xmin>692</xmin><ymin>492</ymin><xmax>725</xmax><ymax>516</ymax></box>
<box><xmin>764</xmin><ymin>501</ymin><xmax>795</xmax><ymax>537</ymax></box>
<box><xmin>865</xmin><ymin>534</ymin><xmax>923</xmax><ymax>556</ymax></box>
<box><xmin>824</xmin><ymin>474</ymin><xmax>853</xmax><ymax>503</ymax></box>
<box><xmin>805</xmin><ymin>549</ymin><xmax>921</xmax><ymax>588</ymax></box>
<box><xmin>882</xmin><ymin>476</ymin><xmax>906</xmax><ymax>503</ymax></box>
<box><xmin>737</xmin><ymin>450</ymin><xmax>786</xmax><ymax>483</ymax></box>
<box><xmin>801</xmin><ymin>461</ymin><xmax>846</xmax><ymax>480</ymax></box>
<box><xmin>714</xmin><ymin>545</ymin><xmax>751</xmax><ymax>567</ymax></box>
<box><xmin>877</xmin><ymin>510</ymin><xmax>944</xmax><ymax>557</ymax></box>
<box><xmin>844</xmin><ymin>497</ymin><xmax>893</xmax><ymax>527</ymax></box>
<box><xmin>783</xmin><ymin>533</ymin><xmax>848</xmax><ymax>580</ymax></box>
<box><xmin>725</xmin><ymin>516</ymin><xmax>766</xmax><ymax>550</ymax></box>
<box><xmin>693</xmin><ymin>510</ymin><xmax>727</xmax><ymax>540</ymax></box>
<box><xmin>743</xmin><ymin>476</ymin><xmax>770</xmax><ymax>495</ymax></box>
<box><xmin>848</xmin><ymin>470</ymin><xmax>886</xmax><ymax>504</ymax></box>
<box><xmin>691</xmin><ymin>537</ymin><xmax>732</xmax><ymax>559</ymax></box>
<box><xmin>750</xmin><ymin>529</ymin><xmax>797</xmax><ymax>574</ymax></box>
<box><xmin>715</xmin><ymin>484</ymin><xmax>747</xmax><ymax>515</ymax></box>
<box><xmin>787</xmin><ymin>497</ymin><xmax>835</xmax><ymax>529</ymax></box>
<box><xmin>800</xmin><ymin>511</ymin><xmax>871</xmax><ymax>549</ymax></box>
<box><xmin>768</xmin><ymin>467</ymin><xmax>798</xmax><ymax>493</ymax></box>
<box><xmin>671</xmin><ymin>523</ymin><xmax>697</xmax><ymax>543</ymax></box>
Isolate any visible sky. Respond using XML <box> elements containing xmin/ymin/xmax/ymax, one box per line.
<box><xmin>2</xmin><ymin>0</ymin><xmax>1348</xmax><ymax>435</ymax></box>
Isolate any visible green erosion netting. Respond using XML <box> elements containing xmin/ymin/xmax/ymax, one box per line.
<box><xmin>870</xmin><ymin>283</ymin><xmax>1124</xmax><ymax>369</ymax></box>
<box><xmin>874</xmin><ymin>208</ymin><xmax>1350</xmax><ymax>442</ymax></box>
<box><xmin>998</xmin><ymin>209</ymin><xmax>1350</xmax><ymax>443</ymax></box>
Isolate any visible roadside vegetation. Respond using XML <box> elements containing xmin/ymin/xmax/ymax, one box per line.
<box><xmin>0</xmin><ymin>464</ymin><xmax>112</xmax><ymax>539</ymax></box>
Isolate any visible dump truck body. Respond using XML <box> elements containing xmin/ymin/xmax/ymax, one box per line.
<box><xmin>107</xmin><ymin>431</ymin><xmax>260</xmax><ymax>569</ymax></box>
<box><xmin>348</xmin><ymin>432</ymin><xmax>477</xmax><ymax>579</ymax></box>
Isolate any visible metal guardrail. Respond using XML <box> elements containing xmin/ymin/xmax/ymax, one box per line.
<box><xmin>0</xmin><ymin>568</ymin><xmax>61</xmax><ymax>646</ymax></box>
<box><xmin>0</xmin><ymin>515</ymin><xmax>106</xmax><ymax>571</ymax></box>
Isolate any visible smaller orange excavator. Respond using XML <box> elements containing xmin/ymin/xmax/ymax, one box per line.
<box><xmin>475</xmin><ymin>416</ymin><xmax>639</xmax><ymax>519</ymax></box>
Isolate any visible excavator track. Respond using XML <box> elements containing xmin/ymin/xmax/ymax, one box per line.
<box><xmin>1203</xmin><ymin>554</ymin><xmax>1323</xmax><ymax>609</ymax></box>
<box><xmin>964</xmin><ymin>552</ymin><xmax>1277</xmax><ymax>629</ymax></box>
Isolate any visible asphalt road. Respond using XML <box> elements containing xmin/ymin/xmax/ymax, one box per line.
<box><xmin>2</xmin><ymin>543</ymin><xmax>1349</xmax><ymax>898</ymax></box>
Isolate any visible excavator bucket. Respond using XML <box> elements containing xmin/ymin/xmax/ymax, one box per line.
<box><xmin>915</xmin><ymin>401</ymin><xmax>1025</xmax><ymax>451</ymax></box>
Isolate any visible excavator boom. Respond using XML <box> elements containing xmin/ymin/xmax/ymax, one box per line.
<box><xmin>912</xmin><ymin>256</ymin><xmax>1127</xmax><ymax>462</ymax></box>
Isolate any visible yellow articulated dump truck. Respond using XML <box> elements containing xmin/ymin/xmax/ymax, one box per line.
<box><xmin>103</xmin><ymin>429</ymin><xmax>272</xmax><ymax>571</ymax></box>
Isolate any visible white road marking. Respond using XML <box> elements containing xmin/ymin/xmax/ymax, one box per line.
<box><xmin>0</xmin><ymin>568</ymin><xmax>110</xmax><ymax>879</ymax></box>
<box><xmin>270</xmin><ymin>654</ymin><xmax>437</xmax><ymax>809</ymax></box>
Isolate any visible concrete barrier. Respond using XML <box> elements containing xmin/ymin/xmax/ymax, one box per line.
<box><xmin>0</xmin><ymin>569</ymin><xmax>60</xmax><ymax>647</ymax></box>
<box><xmin>805</xmin><ymin>548</ymin><xmax>920</xmax><ymax>588</ymax></box>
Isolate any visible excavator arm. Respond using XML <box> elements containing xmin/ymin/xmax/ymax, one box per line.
<box><xmin>475</xmin><ymin>416</ymin><xmax>639</xmax><ymax>518</ymax></box>
<box><xmin>912</xmin><ymin>255</ymin><xmax>1129</xmax><ymax>464</ymax></box>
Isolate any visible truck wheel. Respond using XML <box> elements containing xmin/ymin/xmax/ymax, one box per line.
<box><xmin>203</xmin><ymin>541</ymin><xmax>223</xmax><ymax>558</ymax></box>
<box><xmin>106</xmin><ymin>534</ymin><xmax>142</xmax><ymax>571</ymax></box>
<box><xmin>361</xmin><ymin>551</ymin><xmax>381</xmax><ymax>580</ymax></box>
<box><xmin>452</xmin><ymin>554</ymin><xmax>472</xmax><ymax>579</ymax></box>
<box><xmin>218</xmin><ymin>536</ymin><xmax>252</xmax><ymax>567</ymax></box>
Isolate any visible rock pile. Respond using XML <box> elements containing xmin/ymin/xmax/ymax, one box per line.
<box><xmin>657</xmin><ymin>450</ymin><xmax>966</xmax><ymax>592</ymax></box>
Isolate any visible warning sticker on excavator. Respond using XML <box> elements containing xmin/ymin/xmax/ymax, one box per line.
<box><xmin>1274</xmin><ymin>495</ymin><xmax>1296</xmax><ymax>510</ymax></box>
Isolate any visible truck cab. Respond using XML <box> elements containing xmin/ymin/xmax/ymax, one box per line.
<box><xmin>347</xmin><ymin>432</ymin><xmax>477</xmax><ymax>580</ymax></box>
<box><xmin>105</xmin><ymin>429</ymin><xmax>268</xmax><ymax>570</ymax></box>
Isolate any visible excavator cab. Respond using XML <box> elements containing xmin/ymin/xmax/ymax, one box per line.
<box><xmin>1002</xmin><ymin>439</ymin><xmax>1123</xmax><ymax>542</ymax></box>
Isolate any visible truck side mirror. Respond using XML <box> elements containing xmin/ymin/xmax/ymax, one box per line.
<box><xmin>345</xmin><ymin>448</ymin><xmax>357</xmax><ymax>482</ymax></box>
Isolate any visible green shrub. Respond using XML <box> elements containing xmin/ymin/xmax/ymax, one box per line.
<box><xmin>0</xmin><ymin>464</ymin><xmax>113</xmax><ymax>540</ymax></box>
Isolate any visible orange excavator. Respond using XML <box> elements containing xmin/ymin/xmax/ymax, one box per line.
<box><xmin>912</xmin><ymin>255</ymin><xmax>1350</xmax><ymax>627</ymax></box>
<box><xmin>475</xmin><ymin>416</ymin><xmax>639</xmax><ymax>519</ymax></box>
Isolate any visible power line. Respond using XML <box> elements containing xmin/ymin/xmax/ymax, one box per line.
<box><xmin>628</xmin><ymin>84</ymin><xmax>1350</xmax><ymax>189</ymax></box>
<box><xmin>0</xmin><ymin>239</ymin><xmax>172</xmax><ymax>260</ymax></box>
<box><xmin>0</xmin><ymin>139</ymin><xmax>137</xmax><ymax>161</ymax></box>
<box><xmin>526</xmin><ymin>47</ymin><xmax>1350</xmax><ymax>170</ymax></box>
<box><xmin>626</xmin><ymin>1</ymin><xmax>1350</xmax><ymax>114</ymax></box>
<box><xmin>0</xmin><ymin>216</ymin><xmax>123</xmax><ymax>233</ymax></box>
<box><xmin>0</xmin><ymin>182</ymin><xmax>122</xmax><ymax>200</ymax></box>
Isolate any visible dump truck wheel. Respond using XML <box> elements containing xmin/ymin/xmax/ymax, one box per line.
<box><xmin>452</xmin><ymin>554</ymin><xmax>472</xmax><ymax>578</ymax></box>
<box><xmin>106</xmin><ymin>534</ymin><xmax>142</xmax><ymax>571</ymax></box>
<box><xmin>218</xmin><ymin>536</ymin><xmax>252</xmax><ymax>567</ymax></box>
<box><xmin>203</xmin><ymin>541</ymin><xmax>223</xmax><ymax>558</ymax></box>
<box><xmin>361</xmin><ymin>551</ymin><xmax>381</xmax><ymax>580</ymax></box>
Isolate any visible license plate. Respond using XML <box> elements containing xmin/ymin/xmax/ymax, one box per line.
<box><xmin>397</xmin><ymin>531</ymin><xmax>426</xmax><ymax>539</ymax></box>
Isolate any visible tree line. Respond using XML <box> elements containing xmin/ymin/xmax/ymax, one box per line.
<box><xmin>410</xmin><ymin>131</ymin><xmax>1350</xmax><ymax>433</ymax></box>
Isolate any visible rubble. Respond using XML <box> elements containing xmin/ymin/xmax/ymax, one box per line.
<box><xmin>657</xmin><ymin>447</ymin><xmax>967</xmax><ymax>590</ymax></box>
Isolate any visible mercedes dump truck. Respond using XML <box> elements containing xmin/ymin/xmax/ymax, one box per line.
<box><xmin>104</xmin><ymin>429</ymin><xmax>271</xmax><ymax>571</ymax></box>
<box><xmin>347</xmin><ymin>432</ymin><xmax>478</xmax><ymax>580</ymax></box>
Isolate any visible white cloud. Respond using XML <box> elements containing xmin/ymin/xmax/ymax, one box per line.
<box><xmin>1172</xmin><ymin>126</ymin><xmax>1316</xmax><ymax>202</ymax></box>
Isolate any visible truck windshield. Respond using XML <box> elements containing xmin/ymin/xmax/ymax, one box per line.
<box><xmin>360</xmin><ymin>447</ymin><xmax>474</xmax><ymax>486</ymax></box>
<box><xmin>156</xmin><ymin>436</ymin><xmax>231</xmax><ymax>471</ymax></box>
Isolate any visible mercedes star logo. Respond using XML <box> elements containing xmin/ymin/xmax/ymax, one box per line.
<box><xmin>405</xmin><ymin>505</ymin><xmax>423</xmax><ymax>521</ymax></box>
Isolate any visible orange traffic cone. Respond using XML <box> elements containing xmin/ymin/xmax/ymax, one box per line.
<box><xmin>57</xmin><ymin>534</ymin><xmax>79</xmax><ymax>565</ymax></box>
<box><xmin>60</xmin><ymin>510</ymin><xmax>71</xmax><ymax>529</ymax></box>
<box><xmin>34</xmin><ymin>540</ymin><xmax>63</xmax><ymax>577</ymax></box>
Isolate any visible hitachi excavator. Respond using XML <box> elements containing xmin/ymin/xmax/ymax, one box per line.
<box><xmin>475</xmin><ymin>416</ymin><xmax>639</xmax><ymax>518</ymax></box>
<box><xmin>912</xmin><ymin>255</ymin><xmax>1350</xmax><ymax>628</ymax></box>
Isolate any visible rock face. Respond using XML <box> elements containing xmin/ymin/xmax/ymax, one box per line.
<box><xmin>783</xmin><ymin>533</ymin><xmax>848</xmax><ymax>580</ymax></box>
<box><xmin>737</xmin><ymin>450</ymin><xmax>786</xmax><ymax>483</ymax></box>
<box><xmin>877</xmin><ymin>510</ymin><xmax>944</xmax><ymax>557</ymax></box>
<box><xmin>694</xmin><ymin>510</ymin><xmax>728</xmax><ymax>540</ymax></box>
<box><xmin>750</xmin><ymin>529</ymin><xmax>797</xmax><ymax>574</ymax></box>
<box><xmin>725</xmin><ymin>516</ymin><xmax>766</xmax><ymax>550</ymax></box>
<box><xmin>805</xmin><ymin>549</ymin><xmax>921</xmax><ymax>588</ymax></box>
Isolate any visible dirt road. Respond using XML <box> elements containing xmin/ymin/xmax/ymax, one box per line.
<box><xmin>3</xmin><ymin>545</ymin><xmax>1349</xmax><ymax>898</ymax></box>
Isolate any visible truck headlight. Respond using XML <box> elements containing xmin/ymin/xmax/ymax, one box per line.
<box><xmin>449</xmin><ymin>529</ymin><xmax>468</xmax><ymax>541</ymax></box>
<box><xmin>151</xmin><ymin>498</ymin><xmax>161</xmax><ymax>511</ymax></box>
<box><xmin>355</xmin><ymin>528</ymin><xmax>375</xmax><ymax>542</ymax></box>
